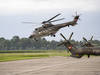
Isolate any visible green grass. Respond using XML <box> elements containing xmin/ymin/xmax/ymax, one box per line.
<box><xmin>0</xmin><ymin>50</ymin><xmax>56</xmax><ymax>53</ymax></box>
<box><xmin>0</xmin><ymin>50</ymin><xmax>70</xmax><ymax>62</ymax></box>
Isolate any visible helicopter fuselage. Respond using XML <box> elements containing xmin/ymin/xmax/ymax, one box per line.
<box><xmin>31</xmin><ymin>25</ymin><xmax>62</xmax><ymax>38</ymax></box>
<box><xmin>70</xmin><ymin>46</ymin><xmax>100</xmax><ymax>58</ymax></box>
<box><xmin>59</xmin><ymin>33</ymin><xmax>100</xmax><ymax>58</ymax></box>
<box><xmin>29</xmin><ymin>20</ymin><xmax>77</xmax><ymax>39</ymax></box>
<box><xmin>29</xmin><ymin>13</ymin><xmax>80</xmax><ymax>40</ymax></box>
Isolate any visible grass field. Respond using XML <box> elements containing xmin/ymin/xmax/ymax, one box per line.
<box><xmin>0</xmin><ymin>50</ymin><xmax>70</xmax><ymax>62</ymax></box>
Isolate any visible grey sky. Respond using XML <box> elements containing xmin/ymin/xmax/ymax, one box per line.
<box><xmin>0</xmin><ymin>0</ymin><xmax>100</xmax><ymax>41</ymax></box>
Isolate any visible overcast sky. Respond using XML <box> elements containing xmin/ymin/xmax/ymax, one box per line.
<box><xmin>0</xmin><ymin>0</ymin><xmax>100</xmax><ymax>41</ymax></box>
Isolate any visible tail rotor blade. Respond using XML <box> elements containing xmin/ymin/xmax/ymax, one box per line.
<box><xmin>75</xmin><ymin>11</ymin><xmax>78</xmax><ymax>16</ymax></box>
<box><xmin>69</xmin><ymin>32</ymin><xmax>73</xmax><ymax>40</ymax></box>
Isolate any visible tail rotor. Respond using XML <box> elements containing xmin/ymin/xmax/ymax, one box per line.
<box><xmin>73</xmin><ymin>11</ymin><xmax>81</xmax><ymax>21</ymax></box>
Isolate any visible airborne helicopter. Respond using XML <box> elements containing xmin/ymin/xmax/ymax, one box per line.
<box><xmin>28</xmin><ymin>13</ymin><xmax>80</xmax><ymax>40</ymax></box>
<box><xmin>58</xmin><ymin>32</ymin><xmax>100</xmax><ymax>58</ymax></box>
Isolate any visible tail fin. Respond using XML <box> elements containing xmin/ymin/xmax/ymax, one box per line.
<box><xmin>71</xmin><ymin>12</ymin><xmax>80</xmax><ymax>26</ymax></box>
<box><xmin>68</xmin><ymin>15</ymin><xmax>80</xmax><ymax>26</ymax></box>
<box><xmin>73</xmin><ymin>15</ymin><xmax>80</xmax><ymax>22</ymax></box>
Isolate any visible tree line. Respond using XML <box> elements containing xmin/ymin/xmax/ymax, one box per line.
<box><xmin>0</xmin><ymin>36</ymin><xmax>100</xmax><ymax>50</ymax></box>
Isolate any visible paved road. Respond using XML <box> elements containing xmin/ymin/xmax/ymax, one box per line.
<box><xmin>0</xmin><ymin>56</ymin><xmax>100</xmax><ymax>75</ymax></box>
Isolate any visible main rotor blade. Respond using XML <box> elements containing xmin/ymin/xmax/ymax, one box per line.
<box><xmin>47</xmin><ymin>13</ymin><xmax>61</xmax><ymax>22</ymax></box>
<box><xmin>83</xmin><ymin>37</ymin><xmax>88</xmax><ymax>42</ymax></box>
<box><xmin>60</xmin><ymin>33</ymin><xmax>67</xmax><ymax>41</ymax></box>
<box><xmin>69</xmin><ymin>32</ymin><xmax>73</xmax><ymax>40</ymax></box>
<box><xmin>57</xmin><ymin>42</ymin><xmax>64</xmax><ymax>46</ymax></box>
<box><xmin>90</xmin><ymin>36</ymin><xmax>93</xmax><ymax>41</ymax></box>
<box><xmin>50</xmin><ymin>18</ymin><xmax>65</xmax><ymax>22</ymax></box>
<box><xmin>22</xmin><ymin>22</ymin><xmax>35</xmax><ymax>24</ymax></box>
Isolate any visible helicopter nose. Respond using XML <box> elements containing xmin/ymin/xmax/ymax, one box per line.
<box><xmin>29</xmin><ymin>34</ymin><xmax>35</xmax><ymax>39</ymax></box>
<box><xmin>29</xmin><ymin>35</ymin><xmax>33</xmax><ymax>38</ymax></box>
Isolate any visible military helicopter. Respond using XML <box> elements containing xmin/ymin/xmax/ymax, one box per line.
<box><xmin>29</xmin><ymin>13</ymin><xmax>80</xmax><ymax>40</ymax></box>
<box><xmin>58</xmin><ymin>32</ymin><xmax>100</xmax><ymax>58</ymax></box>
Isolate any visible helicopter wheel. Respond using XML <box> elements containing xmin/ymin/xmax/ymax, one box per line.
<box><xmin>53</xmin><ymin>35</ymin><xmax>56</xmax><ymax>37</ymax></box>
<box><xmin>34</xmin><ymin>38</ymin><xmax>38</xmax><ymax>41</ymax></box>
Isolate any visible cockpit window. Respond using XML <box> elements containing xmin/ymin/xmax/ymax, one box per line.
<box><xmin>35</xmin><ymin>28</ymin><xmax>38</xmax><ymax>31</ymax></box>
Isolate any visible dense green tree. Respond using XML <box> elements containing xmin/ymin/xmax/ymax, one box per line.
<box><xmin>0</xmin><ymin>36</ymin><xmax>100</xmax><ymax>50</ymax></box>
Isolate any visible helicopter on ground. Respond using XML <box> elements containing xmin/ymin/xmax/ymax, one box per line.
<box><xmin>28</xmin><ymin>13</ymin><xmax>80</xmax><ymax>40</ymax></box>
<box><xmin>58</xmin><ymin>32</ymin><xmax>100</xmax><ymax>58</ymax></box>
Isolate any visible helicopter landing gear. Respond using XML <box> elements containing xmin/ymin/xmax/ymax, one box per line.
<box><xmin>34</xmin><ymin>38</ymin><xmax>38</xmax><ymax>41</ymax></box>
<box><xmin>88</xmin><ymin>54</ymin><xmax>90</xmax><ymax>58</ymax></box>
<box><xmin>51</xmin><ymin>33</ymin><xmax>56</xmax><ymax>37</ymax></box>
